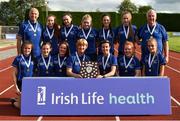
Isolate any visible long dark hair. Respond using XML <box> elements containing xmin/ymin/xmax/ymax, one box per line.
<box><xmin>58</xmin><ymin>41</ymin><xmax>70</xmax><ymax>57</ymax></box>
<box><xmin>121</xmin><ymin>11</ymin><xmax>135</xmax><ymax>42</ymax></box>
<box><xmin>41</xmin><ymin>41</ymin><xmax>52</xmax><ymax>49</ymax></box>
<box><xmin>46</xmin><ymin>14</ymin><xmax>60</xmax><ymax>41</ymax></box>
<box><xmin>62</xmin><ymin>12</ymin><xmax>73</xmax><ymax>26</ymax></box>
<box><xmin>101</xmin><ymin>13</ymin><xmax>114</xmax><ymax>38</ymax></box>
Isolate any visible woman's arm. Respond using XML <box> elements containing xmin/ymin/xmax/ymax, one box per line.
<box><xmin>12</xmin><ymin>67</ymin><xmax>21</xmax><ymax>95</ymax></box>
<box><xmin>66</xmin><ymin>68</ymin><xmax>82</xmax><ymax>78</ymax></box>
<box><xmin>103</xmin><ymin>65</ymin><xmax>116</xmax><ymax>78</ymax></box>
<box><xmin>159</xmin><ymin>65</ymin><xmax>165</xmax><ymax>76</ymax></box>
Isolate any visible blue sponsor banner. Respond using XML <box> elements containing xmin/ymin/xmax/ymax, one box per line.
<box><xmin>21</xmin><ymin>77</ymin><xmax>171</xmax><ymax>115</ymax></box>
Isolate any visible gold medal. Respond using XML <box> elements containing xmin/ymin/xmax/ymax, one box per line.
<box><xmin>34</xmin><ymin>33</ymin><xmax>37</xmax><ymax>36</ymax></box>
<box><xmin>149</xmin><ymin>69</ymin><xmax>151</xmax><ymax>72</ymax></box>
<box><xmin>125</xmin><ymin>69</ymin><xmax>128</xmax><ymax>72</ymax></box>
<box><xmin>46</xmin><ymin>70</ymin><xmax>49</xmax><ymax>74</ymax></box>
<box><xmin>65</xmin><ymin>38</ymin><xmax>68</xmax><ymax>41</ymax></box>
<box><xmin>59</xmin><ymin>69</ymin><xmax>62</xmax><ymax>72</ymax></box>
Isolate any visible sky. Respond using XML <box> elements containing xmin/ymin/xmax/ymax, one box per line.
<box><xmin>47</xmin><ymin>0</ymin><xmax>180</xmax><ymax>13</ymax></box>
<box><xmin>0</xmin><ymin>0</ymin><xmax>180</xmax><ymax>13</ymax></box>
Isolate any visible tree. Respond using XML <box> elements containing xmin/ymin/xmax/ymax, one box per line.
<box><xmin>0</xmin><ymin>1</ymin><xmax>19</xmax><ymax>25</ymax></box>
<box><xmin>0</xmin><ymin>0</ymin><xmax>46</xmax><ymax>25</ymax></box>
<box><xmin>117</xmin><ymin>0</ymin><xmax>138</xmax><ymax>14</ymax></box>
<box><xmin>138</xmin><ymin>5</ymin><xmax>153</xmax><ymax>13</ymax></box>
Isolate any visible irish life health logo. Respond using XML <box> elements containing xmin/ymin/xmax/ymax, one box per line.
<box><xmin>37</xmin><ymin>86</ymin><xmax>46</xmax><ymax>105</ymax></box>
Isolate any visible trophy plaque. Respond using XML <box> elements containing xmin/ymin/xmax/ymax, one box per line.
<box><xmin>80</xmin><ymin>61</ymin><xmax>99</xmax><ymax>78</ymax></box>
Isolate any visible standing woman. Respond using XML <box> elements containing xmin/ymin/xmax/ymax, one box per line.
<box><xmin>115</xmin><ymin>11</ymin><xmax>137</xmax><ymax>56</ymax></box>
<box><xmin>60</xmin><ymin>13</ymin><xmax>79</xmax><ymax>54</ymax></box>
<box><xmin>42</xmin><ymin>15</ymin><xmax>60</xmax><ymax>56</ymax></box>
<box><xmin>97</xmin><ymin>40</ymin><xmax>117</xmax><ymax>78</ymax></box>
<box><xmin>11</xmin><ymin>41</ymin><xmax>34</xmax><ymax>108</ymax></box>
<box><xmin>35</xmin><ymin>42</ymin><xmax>54</xmax><ymax>77</ymax></box>
<box><xmin>17</xmin><ymin>7</ymin><xmax>43</xmax><ymax>58</ymax></box>
<box><xmin>98</xmin><ymin>13</ymin><xmax>116</xmax><ymax>55</ymax></box>
<box><xmin>142</xmin><ymin>38</ymin><xmax>166</xmax><ymax>76</ymax></box>
<box><xmin>66</xmin><ymin>39</ymin><xmax>90</xmax><ymax>78</ymax></box>
<box><xmin>77</xmin><ymin>14</ymin><xmax>98</xmax><ymax>61</ymax></box>
<box><xmin>53</xmin><ymin>41</ymin><xmax>70</xmax><ymax>77</ymax></box>
<box><xmin>137</xmin><ymin>9</ymin><xmax>169</xmax><ymax>62</ymax></box>
<box><xmin>117</xmin><ymin>41</ymin><xmax>141</xmax><ymax>76</ymax></box>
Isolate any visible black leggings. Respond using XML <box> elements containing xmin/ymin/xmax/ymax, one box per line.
<box><xmin>17</xmin><ymin>81</ymin><xmax>22</xmax><ymax>92</ymax></box>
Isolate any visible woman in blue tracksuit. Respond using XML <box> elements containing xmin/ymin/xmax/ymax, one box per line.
<box><xmin>12</xmin><ymin>41</ymin><xmax>34</xmax><ymax>108</ymax></box>
<box><xmin>97</xmin><ymin>40</ymin><xmax>117</xmax><ymax>78</ymax></box>
<box><xmin>117</xmin><ymin>41</ymin><xmax>141</xmax><ymax>76</ymax></box>
<box><xmin>66</xmin><ymin>38</ymin><xmax>90</xmax><ymax>78</ymax></box>
<box><xmin>142</xmin><ymin>38</ymin><xmax>166</xmax><ymax>76</ymax></box>
<box><xmin>77</xmin><ymin>14</ymin><xmax>98</xmax><ymax>61</ymax></box>
<box><xmin>42</xmin><ymin>14</ymin><xmax>60</xmax><ymax>56</ymax></box>
<box><xmin>53</xmin><ymin>41</ymin><xmax>70</xmax><ymax>77</ymax></box>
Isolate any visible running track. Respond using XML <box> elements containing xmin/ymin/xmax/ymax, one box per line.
<box><xmin>0</xmin><ymin>45</ymin><xmax>180</xmax><ymax>120</ymax></box>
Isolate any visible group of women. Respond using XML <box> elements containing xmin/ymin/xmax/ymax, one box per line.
<box><xmin>11</xmin><ymin>7</ymin><xmax>168</xmax><ymax>108</ymax></box>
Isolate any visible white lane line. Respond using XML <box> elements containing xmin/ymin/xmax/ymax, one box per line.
<box><xmin>171</xmin><ymin>96</ymin><xmax>180</xmax><ymax>106</ymax></box>
<box><xmin>115</xmin><ymin>116</ymin><xmax>120</xmax><ymax>121</ymax></box>
<box><xmin>169</xmin><ymin>55</ymin><xmax>180</xmax><ymax>61</ymax></box>
<box><xmin>167</xmin><ymin>65</ymin><xmax>180</xmax><ymax>74</ymax></box>
<box><xmin>0</xmin><ymin>85</ymin><xmax>14</xmax><ymax>95</ymax></box>
<box><xmin>37</xmin><ymin>116</ymin><xmax>43</xmax><ymax>121</ymax></box>
<box><xmin>0</xmin><ymin>66</ymin><xmax>12</xmax><ymax>73</ymax></box>
<box><xmin>134</xmin><ymin>47</ymin><xmax>180</xmax><ymax>61</ymax></box>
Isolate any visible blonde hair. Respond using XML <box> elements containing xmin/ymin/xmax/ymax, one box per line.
<box><xmin>29</xmin><ymin>7</ymin><xmax>39</xmax><ymax>17</ymax></box>
<box><xmin>81</xmin><ymin>14</ymin><xmax>92</xmax><ymax>25</ymax></box>
<box><xmin>148</xmin><ymin>37</ymin><xmax>157</xmax><ymax>47</ymax></box>
<box><xmin>146</xmin><ymin>9</ymin><xmax>157</xmax><ymax>19</ymax></box>
<box><xmin>121</xmin><ymin>11</ymin><xmax>135</xmax><ymax>41</ymax></box>
<box><xmin>76</xmin><ymin>39</ymin><xmax>88</xmax><ymax>47</ymax></box>
<box><xmin>121</xmin><ymin>11</ymin><xmax>132</xmax><ymax>22</ymax></box>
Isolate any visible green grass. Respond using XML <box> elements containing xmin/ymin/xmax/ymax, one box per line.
<box><xmin>168</xmin><ymin>32</ymin><xmax>180</xmax><ymax>52</ymax></box>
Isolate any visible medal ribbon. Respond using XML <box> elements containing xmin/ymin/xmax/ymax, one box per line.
<box><xmin>103</xmin><ymin>28</ymin><xmax>110</xmax><ymax>40</ymax></box>
<box><xmin>64</xmin><ymin>25</ymin><xmax>73</xmax><ymax>38</ymax></box>
<box><xmin>123</xmin><ymin>25</ymin><xmax>129</xmax><ymax>39</ymax></box>
<box><xmin>75</xmin><ymin>52</ymin><xmax>85</xmax><ymax>66</ymax></box>
<box><xmin>102</xmin><ymin>54</ymin><xmax>110</xmax><ymax>70</ymax></box>
<box><xmin>147</xmin><ymin>23</ymin><xmax>157</xmax><ymax>36</ymax></box>
<box><xmin>28</xmin><ymin>20</ymin><xmax>38</xmax><ymax>33</ymax></box>
<box><xmin>21</xmin><ymin>54</ymin><xmax>31</xmax><ymax>68</ymax></box>
<box><xmin>123</xmin><ymin>55</ymin><xmax>134</xmax><ymax>69</ymax></box>
<box><xmin>46</xmin><ymin>27</ymin><xmax>54</xmax><ymax>40</ymax></box>
<box><xmin>148</xmin><ymin>53</ymin><xmax>156</xmax><ymax>68</ymax></box>
<box><xmin>82</xmin><ymin>27</ymin><xmax>92</xmax><ymax>40</ymax></box>
<box><xmin>58</xmin><ymin>55</ymin><xmax>67</xmax><ymax>68</ymax></box>
<box><xmin>42</xmin><ymin>55</ymin><xmax>51</xmax><ymax>70</ymax></box>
